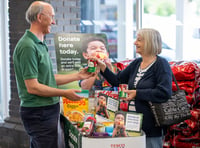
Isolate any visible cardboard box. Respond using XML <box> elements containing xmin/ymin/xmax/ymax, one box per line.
<box><xmin>61</xmin><ymin>114</ymin><xmax>146</xmax><ymax>148</ymax></box>
<box><xmin>82</xmin><ymin>136</ymin><xmax>146</xmax><ymax>148</ymax></box>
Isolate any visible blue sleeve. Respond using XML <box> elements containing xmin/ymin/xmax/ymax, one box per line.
<box><xmin>100</xmin><ymin>60</ymin><xmax>136</xmax><ymax>87</ymax></box>
<box><xmin>100</xmin><ymin>67</ymin><xmax>121</xmax><ymax>86</ymax></box>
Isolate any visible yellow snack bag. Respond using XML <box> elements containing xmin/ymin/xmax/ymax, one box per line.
<box><xmin>62</xmin><ymin>97</ymin><xmax>88</xmax><ymax>122</ymax></box>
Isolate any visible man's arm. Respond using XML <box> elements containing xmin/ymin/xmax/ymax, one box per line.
<box><xmin>55</xmin><ymin>73</ymin><xmax>82</xmax><ymax>85</ymax></box>
<box><xmin>55</xmin><ymin>67</ymin><xmax>94</xmax><ymax>85</ymax></box>
<box><xmin>25</xmin><ymin>78</ymin><xmax>82</xmax><ymax>101</ymax></box>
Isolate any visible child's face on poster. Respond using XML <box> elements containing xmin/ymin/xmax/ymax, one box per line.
<box><xmin>83</xmin><ymin>40</ymin><xmax>108</xmax><ymax>59</ymax></box>
<box><xmin>98</xmin><ymin>96</ymin><xmax>106</xmax><ymax>106</ymax></box>
<box><xmin>115</xmin><ymin>114</ymin><xmax>125</xmax><ymax>127</ymax></box>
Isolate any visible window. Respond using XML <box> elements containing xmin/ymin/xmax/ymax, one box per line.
<box><xmin>142</xmin><ymin>0</ymin><xmax>176</xmax><ymax>61</ymax></box>
<box><xmin>181</xmin><ymin>0</ymin><xmax>200</xmax><ymax>61</ymax></box>
<box><xmin>81</xmin><ymin>0</ymin><xmax>200</xmax><ymax>62</ymax></box>
<box><xmin>81</xmin><ymin>0</ymin><xmax>135</xmax><ymax>61</ymax></box>
<box><xmin>0</xmin><ymin>0</ymin><xmax>9</xmax><ymax>122</ymax></box>
<box><xmin>142</xmin><ymin>0</ymin><xmax>200</xmax><ymax>61</ymax></box>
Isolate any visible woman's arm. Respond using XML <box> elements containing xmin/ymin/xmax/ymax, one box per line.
<box><xmin>100</xmin><ymin>60</ymin><xmax>135</xmax><ymax>87</ymax></box>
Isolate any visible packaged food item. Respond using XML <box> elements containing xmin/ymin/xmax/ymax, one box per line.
<box><xmin>81</xmin><ymin>116</ymin><xmax>96</xmax><ymax>137</ymax></box>
<box><xmin>128</xmin><ymin>100</ymin><xmax>136</xmax><ymax>112</ymax></box>
<box><xmin>120</xmin><ymin>100</ymin><xmax>128</xmax><ymax>112</ymax></box>
<box><xmin>118</xmin><ymin>84</ymin><xmax>128</xmax><ymax>98</ymax></box>
<box><xmin>95</xmin><ymin>123</ymin><xmax>105</xmax><ymax>133</ymax></box>
<box><xmin>92</xmin><ymin>132</ymin><xmax>110</xmax><ymax>138</ymax></box>
<box><xmin>62</xmin><ymin>97</ymin><xmax>88</xmax><ymax>122</ymax></box>
<box><xmin>88</xmin><ymin>97</ymin><xmax>96</xmax><ymax>117</ymax></box>
<box><xmin>87</xmin><ymin>59</ymin><xmax>97</xmax><ymax>72</ymax></box>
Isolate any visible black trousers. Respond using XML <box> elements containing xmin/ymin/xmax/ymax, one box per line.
<box><xmin>20</xmin><ymin>103</ymin><xmax>60</xmax><ymax>148</ymax></box>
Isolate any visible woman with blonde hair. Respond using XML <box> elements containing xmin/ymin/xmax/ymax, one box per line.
<box><xmin>94</xmin><ymin>28</ymin><xmax>172</xmax><ymax>148</ymax></box>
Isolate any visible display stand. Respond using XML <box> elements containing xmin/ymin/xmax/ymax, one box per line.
<box><xmin>60</xmin><ymin>114</ymin><xmax>146</xmax><ymax>148</ymax></box>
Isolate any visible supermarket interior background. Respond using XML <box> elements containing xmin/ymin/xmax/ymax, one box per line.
<box><xmin>0</xmin><ymin>0</ymin><xmax>200</xmax><ymax>147</ymax></box>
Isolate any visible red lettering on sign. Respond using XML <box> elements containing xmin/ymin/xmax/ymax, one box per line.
<box><xmin>110</xmin><ymin>144</ymin><xmax>125</xmax><ymax>148</ymax></box>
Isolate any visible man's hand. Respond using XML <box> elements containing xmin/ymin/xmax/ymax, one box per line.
<box><xmin>63</xmin><ymin>89</ymin><xmax>85</xmax><ymax>101</ymax></box>
<box><xmin>78</xmin><ymin>67</ymin><xmax>95</xmax><ymax>80</ymax></box>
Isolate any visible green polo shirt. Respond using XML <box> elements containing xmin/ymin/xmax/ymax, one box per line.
<box><xmin>13</xmin><ymin>30</ymin><xmax>59</xmax><ymax>107</ymax></box>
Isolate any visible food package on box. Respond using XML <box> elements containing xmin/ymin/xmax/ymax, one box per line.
<box><xmin>62</xmin><ymin>97</ymin><xmax>88</xmax><ymax>122</ymax></box>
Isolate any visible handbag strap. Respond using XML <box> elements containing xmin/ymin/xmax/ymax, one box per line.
<box><xmin>172</xmin><ymin>71</ymin><xmax>180</xmax><ymax>90</ymax></box>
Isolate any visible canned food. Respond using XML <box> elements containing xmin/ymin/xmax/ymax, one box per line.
<box><xmin>87</xmin><ymin>59</ymin><xmax>97</xmax><ymax>72</ymax></box>
<box><xmin>118</xmin><ymin>84</ymin><xmax>128</xmax><ymax>98</ymax></box>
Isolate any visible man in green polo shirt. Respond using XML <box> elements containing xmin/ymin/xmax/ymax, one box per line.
<box><xmin>13</xmin><ymin>1</ymin><xmax>94</xmax><ymax>148</ymax></box>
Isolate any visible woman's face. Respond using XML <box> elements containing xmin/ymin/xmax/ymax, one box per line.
<box><xmin>134</xmin><ymin>34</ymin><xmax>145</xmax><ymax>55</ymax></box>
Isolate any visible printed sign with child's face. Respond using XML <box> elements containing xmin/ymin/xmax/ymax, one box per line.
<box><xmin>95</xmin><ymin>90</ymin><xmax>119</xmax><ymax>121</ymax></box>
<box><xmin>82</xmin><ymin>40</ymin><xmax>109</xmax><ymax>60</ymax></box>
<box><xmin>54</xmin><ymin>33</ymin><xmax>108</xmax><ymax>89</ymax></box>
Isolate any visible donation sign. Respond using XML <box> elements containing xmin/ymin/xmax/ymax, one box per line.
<box><xmin>54</xmin><ymin>33</ymin><xmax>108</xmax><ymax>89</ymax></box>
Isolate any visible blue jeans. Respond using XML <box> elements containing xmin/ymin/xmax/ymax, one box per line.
<box><xmin>20</xmin><ymin>103</ymin><xmax>60</xmax><ymax>148</ymax></box>
<box><xmin>146</xmin><ymin>136</ymin><xmax>163</xmax><ymax>148</ymax></box>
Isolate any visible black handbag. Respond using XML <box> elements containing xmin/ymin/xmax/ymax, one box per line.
<box><xmin>149</xmin><ymin>72</ymin><xmax>191</xmax><ymax>127</ymax></box>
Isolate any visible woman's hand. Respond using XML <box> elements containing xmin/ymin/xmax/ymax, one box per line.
<box><xmin>96</xmin><ymin>59</ymin><xmax>107</xmax><ymax>72</ymax></box>
<box><xmin>104</xmin><ymin>58</ymin><xmax>112</xmax><ymax>70</ymax></box>
<box><xmin>122</xmin><ymin>89</ymin><xmax>136</xmax><ymax>101</ymax></box>
<box><xmin>88</xmin><ymin>55</ymin><xmax>108</xmax><ymax>72</ymax></box>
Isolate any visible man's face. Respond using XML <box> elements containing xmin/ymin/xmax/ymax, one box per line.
<box><xmin>83</xmin><ymin>40</ymin><xmax>108</xmax><ymax>59</ymax></box>
<box><xmin>40</xmin><ymin>5</ymin><xmax>55</xmax><ymax>34</ymax></box>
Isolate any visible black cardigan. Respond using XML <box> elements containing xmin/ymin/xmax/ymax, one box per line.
<box><xmin>101</xmin><ymin>56</ymin><xmax>172</xmax><ymax>137</ymax></box>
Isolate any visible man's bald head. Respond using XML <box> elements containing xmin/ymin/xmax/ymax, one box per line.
<box><xmin>25</xmin><ymin>1</ymin><xmax>53</xmax><ymax>24</ymax></box>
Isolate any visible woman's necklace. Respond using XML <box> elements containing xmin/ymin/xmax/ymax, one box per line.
<box><xmin>134</xmin><ymin>57</ymin><xmax>157</xmax><ymax>88</ymax></box>
<box><xmin>140</xmin><ymin>57</ymin><xmax>157</xmax><ymax>70</ymax></box>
